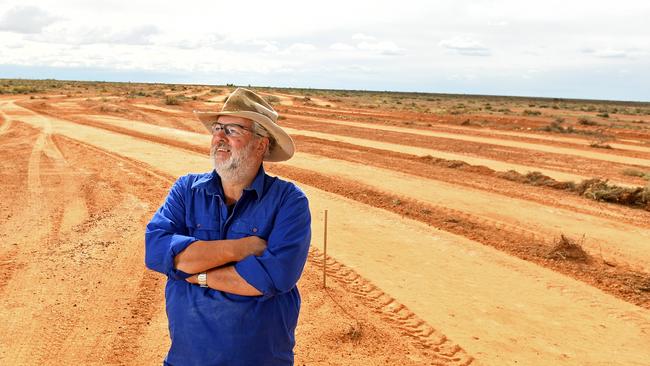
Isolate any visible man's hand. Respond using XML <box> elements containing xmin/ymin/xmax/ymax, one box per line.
<box><xmin>232</xmin><ymin>236</ymin><xmax>267</xmax><ymax>261</ymax></box>
<box><xmin>185</xmin><ymin>266</ymin><xmax>263</xmax><ymax>296</ymax></box>
<box><xmin>186</xmin><ymin>274</ymin><xmax>198</xmax><ymax>284</ymax></box>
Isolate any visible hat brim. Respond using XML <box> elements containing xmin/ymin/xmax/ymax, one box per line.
<box><xmin>193</xmin><ymin>110</ymin><xmax>295</xmax><ymax>162</ymax></box>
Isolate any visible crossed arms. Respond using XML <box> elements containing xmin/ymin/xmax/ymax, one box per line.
<box><xmin>144</xmin><ymin>175</ymin><xmax>311</xmax><ymax>299</ymax></box>
<box><xmin>174</xmin><ymin>236</ymin><xmax>266</xmax><ymax>296</ymax></box>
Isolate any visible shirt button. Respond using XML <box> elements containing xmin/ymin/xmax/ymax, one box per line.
<box><xmin>252</xmin><ymin>227</ymin><xmax>258</xmax><ymax>233</ymax></box>
<box><xmin>197</xmin><ymin>223</ymin><xmax>202</xmax><ymax>228</ymax></box>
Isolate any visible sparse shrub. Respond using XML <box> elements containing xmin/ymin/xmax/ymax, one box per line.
<box><xmin>165</xmin><ymin>95</ymin><xmax>180</xmax><ymax>105</ymax></box>
<box><xmin>597</xmin><ymin>112</ymin><xmax>610</xmax><ymax>118</ymax></box>
<box><xmin>343</xmin><ymin>322</ymin><xmax>363</xmax><ymax>342</ymax></box>
<box><xmin>264</xmin><ymin>95</ymin><xmax>281</xmax><ymax>104</ymax></box>
<box><xmin>578</xmin><ymin>117</ymin><xmax>598</xmax><ymax>126</ymax></box>
<box><xmin>127</xmin><ymin>90</ymin><xmax>148</xmax><ymax>98</ymax></box>
<box><xmin>523</xmin><ymin>109</ymin><xmax>541</xmax><ymax>116</ymax></box>
<box><xmin>575</xmin><ymin>178</ymin><xmax>650</xmax><ymax>208</ymax></box>
<box><xmin>496</xmin><ymin>170</ymin><xmax>573</xmax><ymax>190</ymax></box>
<box><xmin>541</xmin><ymin>121</ymin><xmax>574</xmax><ymax>134</ymax></box>
<box><xmin>547</xmin><ymin>235</ymin><xmax>590</xmax><ymax>263</ymax></box>
<box><xmin>589</xmin><ymin>142</ymin><xmax>612</xmax><ymax>149</ymax></box>
<box><xmin>622</xmin><ymin>169</ymin><xmax>650</xmax><ymax>180</ymax></box>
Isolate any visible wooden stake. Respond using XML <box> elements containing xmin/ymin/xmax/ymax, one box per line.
<box><xmin>323</xmin><ymin>209</ymin><xmax>328</xmax><ymax>288</ymax></box>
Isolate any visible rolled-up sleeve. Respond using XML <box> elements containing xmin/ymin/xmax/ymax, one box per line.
<box><xmin>145</xmin><ymin>176</ymin><xmax>197</xmax><ymax>280</ymax></box>
<box><xmin>235</xmin><ymin>187</ymin><xmax>311</xmax><ymax>299</ymax></box>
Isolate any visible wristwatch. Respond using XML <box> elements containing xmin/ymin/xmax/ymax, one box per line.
<box><xmin>198</xmin><ymin>272</ymin><xmax>208</xmax><ymax>288</ymax></box>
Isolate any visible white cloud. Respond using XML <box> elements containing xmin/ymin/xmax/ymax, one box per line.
<box><xmin>330</xmin><ymin>43</ymin><xmax>355</xmax><ymax>51</ymax></box>
<box><xmin>357</xmin><ymin>41</ymin><xmax>404</xmax><ymax>56</ymax></box>
<box><xmin>352</xmin><ymin>33</ymin><xmax>376</xmax><ymax>41</ymax></box>
<box><xmin>582</xmin><ymin>48</ymin><xmax>629</xmax><ymax>59</ymax></box>
<box><xmin>439</xmin><ymin>36</ymin><xmax>491</xmax><ymax>56</ymax></box>
<box><xmin>285</xmin><ymin>43</ymin><xmax>317</xmax><ymax>53</ymax></box>
<box><xmin>0</xmin><ymin>0</ymin><xmax>648</xmax><ymax>100</ymax></box>
<box><xmin>0</xmin><ymin>6</ymin><xmax>61</xmax><ymax>34</ymax></box>
<box><xmin>26</xmin><ymin>24</ymin><xmax>160</xmax><ymax>45</ymax></box>
<box><xmin>487</xmin><ymin>20</ymin><xmax>509</xmax><ymax>27</ymax></box>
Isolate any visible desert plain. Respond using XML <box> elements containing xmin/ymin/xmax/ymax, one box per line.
<box><xmin>1</xmin><ymin>79</ymin><xmax>650</xmax><ymax>365</ymax></box>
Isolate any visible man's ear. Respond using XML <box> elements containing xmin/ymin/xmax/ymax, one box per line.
<box><xmin>256</xmin><ymin>137</ymin><xmax>270</xmax><ymax>156</ymax></box>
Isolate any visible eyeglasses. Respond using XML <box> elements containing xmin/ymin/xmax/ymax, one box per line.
<box><xmin>210</xmin><ymin>122</ymin><xmax>255</xmax><ymax>137</ymax></box>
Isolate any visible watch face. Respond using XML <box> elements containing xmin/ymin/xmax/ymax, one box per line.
<box><xmin>198</xmin><ymin>273</ymin><xmax>208</xmax><ymax>287</ymax></box>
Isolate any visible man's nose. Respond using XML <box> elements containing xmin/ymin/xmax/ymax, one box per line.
<box><xmin>212</xmin><ymin>129</ymin><xmax>227</xmax><ymax>142</ymax></box>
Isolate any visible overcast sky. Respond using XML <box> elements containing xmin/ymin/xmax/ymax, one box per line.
<box><xmin>0</xmin><ymin>0</ymin><xmax>648</xmax><ymax>101</ymax></box>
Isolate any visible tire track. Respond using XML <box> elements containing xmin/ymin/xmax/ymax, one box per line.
<box><xmin>0</xmin><ymin>114</ymin><xmax>11</xmax><ymax>135</ymax></box>
<box><xmin>53</xmin><ymin>135</ymin><xmax>172</xmax><ymax>364</ymax></box>
<box><xmin>0</xmin><ymin>250</ymin><xmax>23</xmax><ymax>294</ymax></box>
<box><xmin>0</xmin><ymin>123</ymin><xmax>171</xmax><ymax>364</ymax></box>
<box><xmin>308</xmin><ymin>248</ymin><xmax>476</xmax><ymax>365</ymax></box>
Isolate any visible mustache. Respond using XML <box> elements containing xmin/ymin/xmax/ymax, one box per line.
<box><xmin>210</xmin><ymin>141</ymin><xmax>231</xmax><ymax>155</ymax></box>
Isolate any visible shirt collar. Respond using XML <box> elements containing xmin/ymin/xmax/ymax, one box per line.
<box><xmin>246</xmin><ymin>164</ymin><xmax>266</xmax><ymax>199</ymax></box>
<box><xmin>190</xmin><ymin>164</ymin><xmax>266</xmax><ymax>200</ymax></box>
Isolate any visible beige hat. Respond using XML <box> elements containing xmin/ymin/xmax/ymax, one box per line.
<box><xmin>194</xmin><ymin>88</ymin><xmax>295</xmax><ymax>162</ymax></box>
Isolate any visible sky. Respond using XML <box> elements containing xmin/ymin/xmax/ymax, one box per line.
<box><xmin>0</xmin><ymin>0</ymin><xmax>648</xmax><ymax>101</ymax></box>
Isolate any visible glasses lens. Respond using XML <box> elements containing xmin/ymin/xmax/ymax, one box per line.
<box><xmin>225</xmin><ymin>124</ymin><xmax>245</xmax><ymax>136</ymax></box>
<box><xmin>212</xmin><ymin>123</ymin><xmax>249</xmax><ymax>136</ymax></box>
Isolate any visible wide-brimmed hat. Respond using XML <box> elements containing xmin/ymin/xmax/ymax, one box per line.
<box><xmin>194</xmin><ymin>87</ymin><xmax>295</xmax><ymax>162</ymax></box>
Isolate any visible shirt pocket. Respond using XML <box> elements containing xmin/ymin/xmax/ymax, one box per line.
<box><xmin>187</xmin><ymin>215</ymin><xmax>221</xmax><ymax>240</ymax></box>
<box><xmin>228</xmin><ymin>218</ymin><xmax>270</xmax><ymax>240</ymax></box>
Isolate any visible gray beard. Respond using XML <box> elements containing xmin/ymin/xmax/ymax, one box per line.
<box><xmin>210</xmin><ymin>140</ymin><xmax>259</xmax><ymax>184</ymax></box>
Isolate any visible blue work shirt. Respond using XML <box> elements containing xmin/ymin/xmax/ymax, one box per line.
<box><xmin>145</xmin><ymin>165</ymin><xmax>311</xmax><ymax>366</ymax></box>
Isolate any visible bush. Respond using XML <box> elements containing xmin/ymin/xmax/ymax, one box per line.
<box><xmin>578</xmin><ymin>117</ymin><xmax>598</xmax><ymax>126</ymax></box>
<box><xmin>541</xmin><ymin>121</ymin><xmax>574</xmax><ymax>134</ymax></box>
<box><xmin>589</xmin><ymin>142</ymin><xmax>612</xmax><ymax>149</ymax></box>
<box><xmin>164</xmin><ymin>95</ymin><xmax>180</xmax><ymax>105</ymax></box>
<box><xmin>547</xmin><ymin>235</ymin><xmax>590</xmax><ymax>263</ymax></box>
<box><xmin>264</xmin><ymin>95</ymin><xmax>281</xmax><ymax>104</ymax></box>
<box><xmin>622</xmin><ymin>169</ymin><xmax>650</xmax><ymax>180</ymax></box>
<box><xmin>523</xmin><ymin>109</ymin><xmax>541</xmax><ymax>116</ymax></box>
<box><xmin>575</xmin><ymin>178</ymin><xmax>650</xmax><ymax>208</ymax></box>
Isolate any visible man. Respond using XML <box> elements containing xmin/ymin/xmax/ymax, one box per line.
<box><xmin>145</xmin><ymin>88</ymin><xmax>311</xmax><ymax>366</ymax></box>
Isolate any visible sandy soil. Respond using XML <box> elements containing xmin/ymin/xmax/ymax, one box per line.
<box><xmin>40</xmin><ymin>110</ymin><xmax>650</xmax><ymax>271</ymax></box>
<box><xmin>277</xmin><ymin>118</ymin><xmax>645</xmax><ymax>186</ymax></box>
<box><xmin>3</xmin><ymin>90</ymin><xmax>650</xmax><ymax>366</ymax></box>
<box><xmin>132</xmin><ymin>103</ymin><xmax>185</xmax><ymax>114</ymax></box>
<box><xmin>281</xmin><ymin>113</ymin><xmax>650</xmax><ymax>165</ymax></box>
